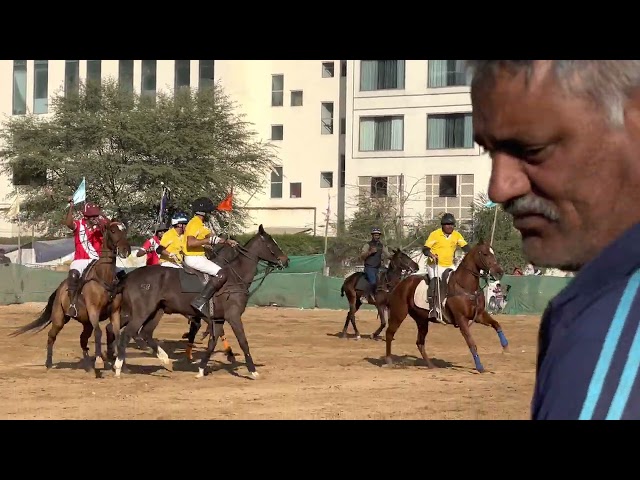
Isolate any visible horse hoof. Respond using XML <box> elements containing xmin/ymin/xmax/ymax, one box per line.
<box><xmin>249</xmin><ymin>371</ymin><xmax>260</xmax><ymax>379</ymax></box>
<box><xmin>354</xmin><ymin>335</ymin><xmax>361</xmax><ymax>341</ymax></box>
<box><xmin>163</xmin><ymin>361</ymin><xmax>174</xmax><ymax>372</ymax></box>
<box><xmin>45</xmin><ymin>361</ymin><xmax>52</xmax><ymax>369</ymax></box>
<box><xmin>502</xmin><ymin>346</ymin><xmax>510</xmax><ymax>354</ymax></box>
<box><xmin>196</xmin><ymin>368</ymin><xmax>205</xmax><ymax>378</ymax></box>
<box><xmin>94</xmin><ymin>356</ymin><xmax>104</xmax><ymax>370</ymax></box>
<box><xmin>114</xmin><ymin>369</ymin><xmax>121</xmax><ymax>378</ymax></box>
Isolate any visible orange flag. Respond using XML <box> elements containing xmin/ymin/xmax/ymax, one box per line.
<box><xmin>217</xmin><ymin>188</ymin><xmax>233</xmax><ymax>211</ymax></box>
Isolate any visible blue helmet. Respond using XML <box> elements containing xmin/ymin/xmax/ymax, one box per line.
<box><xmin>171</xmin><ymin>212</ymin><xmax>189</xmax><ymax>226</ymax></box>
<box><xmin>371</xmin><ymin>227</ymin><xmax>382</xmax><ymax>235</ymax></box>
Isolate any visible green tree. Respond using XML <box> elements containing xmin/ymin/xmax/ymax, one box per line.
<box><xmin>469</xmin><ymin>193</ymin><xmax>527</xmax><ymax>273</ymax></box>
<box><xmin>0</xmin><ymin>78</ymin><xmax>278</xmax><ymax>236</ymax></box>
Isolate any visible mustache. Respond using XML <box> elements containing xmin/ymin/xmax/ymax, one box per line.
<box><xmin>503</xmin><ymin>195</ymin><xmax>560</xmax><ymax>221</ymax></box>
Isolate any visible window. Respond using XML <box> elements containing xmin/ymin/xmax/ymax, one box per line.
<box><xmin>340</xmin><ymin>60</ymin><xmax>347</xmax><ymax>77</ymax></box>
<box><xmin>427</xmin><ymin>113</ymin><xmax>474</xmax><ymax>149</ymax></box>
<box><xmin>358</xmin><ymin>175</ymin><xmax>400</xmax><ymax>198</ymax></box>
<box><xmin>33</xmin><ymin>60</ymin><xmax>48</xmax><ymax>114</ymax></box>
<box><xmin>321</xmin><ymin>102</ymin><xmax>334</xmax><ymax>135</ymax></box>
<box><xmin>291</xmin><ymin>90</ymin><xmax>303</xmax><ymax>106</ymax></box>
<box><xmin>439</xmin><ymin>175</ymin><xmax>457</xmax><ymax>197</ymax></box>
<box><xmin>65</xmin><ymin>60</ymin><xmax>80</xmax><ymax>98</ymax></box>
<box><xmin>272</xmin><ymin>74</ymin><xmax>284</xmax><ymax>106</ymax></box>
<box><xmin>271</xmin><ymin>167</ymin><xmax>283</xmax><ymax>198</ymax></box>
<box><xmin>271</xmin><ymin>125</ymin><xmax>283</xmax><ymax>140</ymax></box>
<box><xmin>359</xmin><ymin>115</ymin><xmax>404</xmax><ymax>151</ymax></box>
<box><xmin>322</xmin><ymin>62</ymin><xmax>335</xmax><ymax>78</ymax></box>
<box><xmin>339</xmin><ymin>155</ymin><xmax>345</xmax><ymax>188</ymax></box>
<box><xmin>119</xmin><ymin>60</ymin><xmax>134</xmax><ymax>93</ymax></box>
<box><xmin>141</xmin><ymin>60</ymin><xmax>157</xmax><ymax>101</ymax></box>
<box><xmin>428</xmin><ymin>60</ymin><xmax>471</xmax><ymax>88</ymax></box>
<box><xmin>12</xmin><ymin>60</ymin><xmax>26</xmax><ymax>115</ymax></box>
<box><xmin>290</xmin><ymin>182</ymin><xmax>302</xmax><ymax>198</ymax></box>
<box><xmin>340</xmin><ymin>118</ymin><xmax>346</xmax><ymax>135</ymax></box>
<box><xmin>321</xmin><ymin>172</ymin><xmax>333</xmax><ymax>188</ymax></box>
<box><xmin>199</xmin><ymin>60</ymin><xmax>214</xmax><ymax>90</ymax></box>
<box><xmin>360</xmin><ymin>60</ymin><xmax>405</xmax><ymax>91</ymax></box>
<box><xmin>175</xmin><ymin>60</ymin><xmax>191</xmax><ymax>92</ymax></box>
<box><xmin>86</xmin><ymin>60</ymin><xmax>101</xmax><ymax>84</ymax></box>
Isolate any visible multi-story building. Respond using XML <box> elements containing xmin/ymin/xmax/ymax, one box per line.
<box><xmin>214</xmin><ymin>60</ymin><xmax>346</xmax><ymax>235</ymax></box>
<box><xmin>0</xmin><ymin>59</ymin><xmax>346</xmax><ymax>238</ymax></box>
<box><xmin>343</xmin><ymin>60</ymin><xmax>492</xmax><ymax>232</ymax></box>
<box><xmin>0</xmin><ymin>59</ymin><xmax>490</xmax><ymax>241</ymax></box>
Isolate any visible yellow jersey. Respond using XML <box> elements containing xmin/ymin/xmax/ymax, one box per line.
<box><xmin>159</xmin><ymin>227</ymin><xmax>184</xmax><ymax>265</ymax></box>
<box><xmin>424</xmin><ymin>228</ymin><xmax>468</xmax><ymax>268</ymax></box>
<box><xmin>182</xmin><ymin>216</ymin><xmax>211</xmax><ymax>256</ymax></box>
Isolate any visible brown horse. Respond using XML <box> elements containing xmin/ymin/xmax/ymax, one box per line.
<box><xmin>110</xmin><ymin>225</ymin><xmax>289</xmax><ymax>379</ymax></box>
<box><xmin>9</xmin><ymin>219</ymin><xmax>131</xmax><ymax>376</ymax></box>
<box><xmin>340</xmin><ymin>248</ymin><xmax>419</xmax><ymax>340</ymax></box>
<box><xmin>384</xmin><ymin>239</ymin><xmax>509</xmax><ymax>373</ymax></box>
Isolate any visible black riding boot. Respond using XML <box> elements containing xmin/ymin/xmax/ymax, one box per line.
<box><xmin>67</xmin><ymin>269</ymin><xmax>81</xmax><ymax>318</ymax></box>
<box><xmin>190</xmin><ymin>270</ymin><xmax>228</xmax><ymax>316</ymax></box>
<box><xmin>428</xmin><ymin>277</ymin><xmax>441</xmax><ymax>319</ymax></box>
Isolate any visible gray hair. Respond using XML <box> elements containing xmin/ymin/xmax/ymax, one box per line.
<box><xmin>464</xmin><ymin>60</ymin><xmax>640</xmax><ymax>127</ymax></box>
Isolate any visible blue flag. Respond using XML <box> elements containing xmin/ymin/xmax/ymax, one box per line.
<box><xmin>72</xmin><ymin>177</ymin><xmax>86</xmax><ymax>204</ymax></box>
<box><xmin>484</xmin><ymin>200</ymin><xmax>497</xmax><ymax>208</ymax></box>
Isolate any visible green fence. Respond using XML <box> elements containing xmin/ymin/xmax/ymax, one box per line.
<box><xmin>500</xmin><ymin>274</ymin><xmax>572</xmax><ymax>315</ymax></box>
<box><xmin>0</xmin><ymin>258</ymin><xmax>573</xmax><ymax>315</ymax></box>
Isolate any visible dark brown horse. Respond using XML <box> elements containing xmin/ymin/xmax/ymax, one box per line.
<box><xmin>9</xmin><ymin>219</ymin><xmax>131</xmax><ymax>376</ymax></box>
<box><xmin>340</xmin><ymin>248</ymin><xmax>419</xmax><ymax>340</ymax></box>
<box><xmin>110</xmin><ymin>224</ymin><xmax>289</xmax><ymax>379</ymax></box>
<box><xmin>384</xmin><ymin>240</ymin><xmax>509</xmax><ymax>373</ymax></box>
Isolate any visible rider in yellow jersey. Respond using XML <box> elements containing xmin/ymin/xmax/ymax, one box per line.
<box><xmin>182</xmin><ymin>197</ymin><xmax>238</xmax><ymax>316</ymax></box>
<box><xmin>422</xmin><ymin>212</ymin><xmax>471</xmax><ymax>321</ymax></box>
<box><xmin>156</xmin><ymin>212</ymin><xmax>189</xmax><ymax>268</ymax></box>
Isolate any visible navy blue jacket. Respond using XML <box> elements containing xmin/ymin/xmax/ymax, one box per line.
<box><xmin>532</xmin><ymin>222</ymin><xmax>640</xmax><ymax>420</ymax></box>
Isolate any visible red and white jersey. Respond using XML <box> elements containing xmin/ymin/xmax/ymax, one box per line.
<box><xmin>73</xmin><ymin>219</ymin><xmax>103</xmax><ymax>260</ymax></box>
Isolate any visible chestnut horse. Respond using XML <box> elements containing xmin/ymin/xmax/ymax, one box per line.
<box><xmin>9</xmin><ymin>219</ymin><xmax>131</xmax><ymax>376</ymax></box>
<box><xmin>340</xmin><ymin>248</ymin><xmax>419</xmax><ymax>340</ymax></box>
<box><xmin>384</xmin><ymin>239</ymin><xmax>509</xmax><ymax>373</ymax></box>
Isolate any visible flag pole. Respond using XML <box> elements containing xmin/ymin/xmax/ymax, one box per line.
<box><xmin>490</xmin><ymin>205</ymin><xmax>499</xmax><ymax>246</ymax></box>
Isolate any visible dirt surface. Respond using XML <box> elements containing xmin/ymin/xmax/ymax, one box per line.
<box><xmin>0</xmin><ymin>303</ymin><xmax>541</xmax><ymax>419</ymax></box>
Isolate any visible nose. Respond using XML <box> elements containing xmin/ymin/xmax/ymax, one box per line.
<box><xmin>279</xmin><ymin>255</ymin><xmax>290</xmax><ymax>268</ymax></box>
<box><xmin>487</xmin><ymin>153</ymin><xmax>532</xmax><ymax>205</ymax></box>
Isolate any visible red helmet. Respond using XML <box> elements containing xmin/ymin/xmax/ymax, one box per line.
<box><xmin>83</xmin><ymin>203</ymin><xmax>102</xmax><ymax>217</ymax></box>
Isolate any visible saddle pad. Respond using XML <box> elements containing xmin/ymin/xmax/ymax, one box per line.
<box><xmin>178</xmin><ymin>269</ymin><xmax>209</xmax><ymax>293</ymax></box>
<box><xmin>355</xmin><ymin>273</ymin><xmax>370</xmax><ymax>292</ymax></box>
<box><xmin>414</xmin><ymin>278</ymin><xmax>430</xmax><ymax>310</ymax></box>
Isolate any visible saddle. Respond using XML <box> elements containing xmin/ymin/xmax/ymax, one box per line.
<box><xmin>178</xmin><ymin>262</ymin><xmax>210</xmax><ymax>293</ymax></box>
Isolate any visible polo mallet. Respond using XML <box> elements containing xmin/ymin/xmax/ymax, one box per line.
<box><xmin>434</xmin><ymin>259</ymin><xmax>444</xmax><ymax>324</ymax></box>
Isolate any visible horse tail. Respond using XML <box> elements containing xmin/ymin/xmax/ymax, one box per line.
<box><xmin>9</xmin><ymin>289</ymin><xmax>57</xmax><ymax>337</ymax></box>
<box><xmin>340</xmin><ymin>284</ymin><xmax>345</xmax><ymax>297</ymax></box>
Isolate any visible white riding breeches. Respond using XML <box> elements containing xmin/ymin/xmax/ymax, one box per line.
<box><xmin>427</xmin><ymin>263</ymin><xmax>454</xmax><ymax>280</ymax></box>
<box><xmin>69</xmin><ymin>259</ymin><xmax>92</xmax><ymax>276</ymax></box>
<box><xmin>160</xmin><ymin>261</ymin><xmax>182</xmax><ymax>268</ymax></box>
<box><xmin>183</xmin><ymin>255</ymin><xmax>222</xmax><ymax>276</ymax></box>
<box><xmin>70</xmin><ymin>258</ymin><xmax>125</xmax><ymax>276</ymax></box>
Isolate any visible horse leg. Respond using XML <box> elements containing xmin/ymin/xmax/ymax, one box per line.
<box><xmin>341</xmin><ymin>292</ymin><xmax>357</xmax><ymax>338</ymax></box>
<box><xmin>384</xmin><ymin>300</ymin><xmax>409</xmax><ymax>367</ymax></box>
<box><xmin>225</xmin><ymin>313</ymin><xmax>258</xmax><ymax>379</ymax></box>
<box><xmin>415</xmin><ymin>317</ymin><xmax>436</xmax><ymax>369</ymax></box>
<box><xmin>219</xmin><ymin>325</ymin><xmax>235</xmax><ymax>364</ymax></box>
<box><xmin>185</xmin><ymin>317</ymin><xmax>201</xmax><ymax>363</ymax></box>
<box><xmin>86</xmin><ymin>306</ymin><xmax>105</xmax><ymax>377</ymax></box>
<box><xmin>138</xmin><ymin>310</ymin><xmax>172</xmax><ymax>371</ymax></box>
<box><xmin>79</xmin><ymin>322</ymin><xmax>94</xmax><ymax>372</ymax></box>
<box><xmin>45</xmin><ymin>301</ymin><xmax>68</xmax><ymax>369</ymax></box>
<box><xmin>196</xmin><ymin>319</ymin><xmax>220</xmax><ymax>378</ymax></box>
<box><xmin>477</xmin><ymin>310</ymin><xmax>510</xmax><ymax>353</ymax></box>
<box><xmin>105</xmin><ymin>322</ymin><xmax>116</xmax><ymax>364</ymax></box>
<box><xmin>372</xmin><ymin>300</ymin><xmax>387</xmax><ymax>340</ymax></box>
<box><xmin>453</xmin><ymin>310</ymin><xmax>485</xmax><ymax>373</ymax></box>
<box><xmin>349</xmin><ymin>297</ymin><xmax>362</xmax><ymax>340</ymax></box>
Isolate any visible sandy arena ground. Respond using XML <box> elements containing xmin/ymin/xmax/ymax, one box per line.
<box><xmin>0</xmin><ymin>303</ymin><xmax>540</xmax><ymax>420</ymax></box>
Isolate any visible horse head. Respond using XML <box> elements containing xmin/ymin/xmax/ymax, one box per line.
<box><xmin>249</xmin><ymin>224</ymin><xmax>290</xmax><ymax>269</ymax></box>
<box><xmin>99</xmin><ymin>217</ymin><xmax>132</xmax><ymax>259</ymax></box>
<box><xmin>389</xmin><ymin>248</ymin><xmax>419</xmax><ymax>274</ymax></box>
<box><xmin>469</xmin><ymin>239</ymin><xmax>504</xmax><ymax>280</ymax></box>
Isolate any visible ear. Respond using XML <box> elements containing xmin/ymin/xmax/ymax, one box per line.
<box><xmin>258</xmin><ymin>224</ymin><xmax>265</xmax><ymax>235</ymax></box>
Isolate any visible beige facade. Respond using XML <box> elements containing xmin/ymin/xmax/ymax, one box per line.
<box><xmin>0</xmin><ymin>59</ymin><xmax>346</xmax><ymax>238</ymax></box>
<box><xmin>0</xmin><ymin>59</ymin><xmax>490</xmax><ymax>241</ymax></box>
<box><xmin>344</xmin><ymin>60</ymin><xmax>492</xmax><ymax>232</ymax></box>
